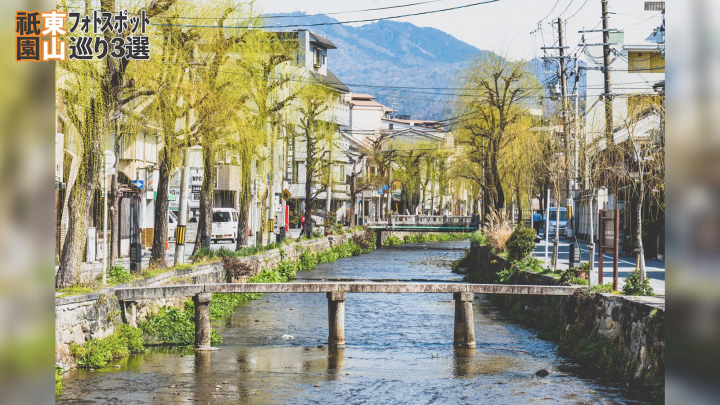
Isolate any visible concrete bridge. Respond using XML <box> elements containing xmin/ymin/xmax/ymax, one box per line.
<box><xmin>368</xmin><ymin>215</ymin><xmax>479</xmax><ymax>232</ymax></box>
<box><xmin>115</xmin><ymin>283</ymin><xmax>582</xmax><ymax>350</ymax></box>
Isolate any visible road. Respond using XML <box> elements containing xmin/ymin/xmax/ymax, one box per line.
<box><xmin>532</xmin><ymin>234</ymin><xmax>665</xmax><ymax>295</ymax></box>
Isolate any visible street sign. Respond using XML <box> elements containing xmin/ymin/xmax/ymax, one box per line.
<box><xmin>131</xmin><ymin>180</ymin><xmax>144</xmax><ymax>189</ymax></box>
<box><xmin>383</xmin><ymin>185</ymin><xmax>389</xmax><ymax>190</ymax></box>
<box><xmin>191</xmin><ymin>185</ymin><xmax>201</xmax><ymax>193</ymax></box>
<box><xmin>377</xmin><ymin>190</ymin><xmax>383</xmax><ymax>195</ymax></box>
<box><xmin>106</xmin><ymin>167</ymin><xmax>116</xmax><ymax>175</ymax></box>
<box><xmin>281</xmin><ymin>189</ymin><xmax>291</xmax><ymax>200</ymax></box>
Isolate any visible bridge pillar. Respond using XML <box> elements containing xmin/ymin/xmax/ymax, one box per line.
<box><xmin>121</xmin><ymin>301</ymin><xmax>137</xmax><ymax>328</ymax></box>
<box><xmin>327</xmin><ymin>291</ymin><xmax>346</xmax><ymax>348</ymax></box>
<box><xmin>453</xmin><ymin>292</ymin><xmax>476</xmax><ymax>348</ymax></box>
<box><xmin>375</xmin><ymin>230</ymin><xmax>382</xmax><ymax>249</ymax></box>
<box><xmin>193</xmin><ymin>293</ymin><xmax>216</xmax><ymax>351</ymax></box>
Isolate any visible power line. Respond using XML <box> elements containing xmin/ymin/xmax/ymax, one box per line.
<box><xmin>149</xmin><ymin>0</ymin><xmax>505</xmax><ymax>29</ymax></box>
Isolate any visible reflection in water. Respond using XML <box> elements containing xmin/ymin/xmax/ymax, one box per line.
<box><xmin>58</xmin><ymin>240</ymin><xmax>646</xmax><ymax>404</ymax></box>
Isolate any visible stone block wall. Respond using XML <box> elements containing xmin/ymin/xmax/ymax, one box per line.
<box><xmin>469</xmin><ymin>249</ymin><xmax>665</xmax><ymax>386</ymax></box>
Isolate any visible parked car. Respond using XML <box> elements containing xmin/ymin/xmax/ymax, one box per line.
<box><xmin>310</xmin><ymin>215</ymin><xmax>324</xmax><ymax>226</ymax></box>
<box><xmin>546</xmin><ymin>207</ymin><xmax>567</xmax><ymax>237</ymax></box>
<box><xmin>212</xmin><ymin>208</ymin><xmax>239</xmax><ymax>243</ymax></box>
<box><xmin>168</xmin><ymin>210</ymin><xmax>178</xmax><ymax>240</ymax></box>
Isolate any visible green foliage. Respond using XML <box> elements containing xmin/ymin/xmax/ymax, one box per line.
<box><xmin>56</xmin><ymin>285</ymin><xmax>96</xmax><ymax>296</ymax></box>
<box><xmin>497</xmin><ymin>265</ymin><xmax>519</xmax><ymax>284</ymax></box>
<box><xmin>506</xmin><ymin>226</ymin><xmax>536</xmax><ymax>261</ymax></box>
<box><xmin>470</xmin><ymin>230</ymin><xmax>487</xmax><ymax>247</ymax></box>
<box><xmin>108</xmin><ymin>263</ymin><xmax>131</xmax><ymax>284</ymax></box>
<box><xmin>70</xmin><ymin>325</ymin><xmax>144</xmax><ymax>369</ymax></box>
<box><xmin>514</xmin><ymin>256</ymin><xmax>545</xmax><ymax>273</ymax></box>
<box><xmin>298</xmin><ymin>248</ymin><xmax>318</xmax><ymax>271</ymax></box>
<box><xmin>450</xmin><ymin>250</ymin><xmax>470</xmax><ymax>272</ymax></box>
<box><xmin>587</xmin><ymin>283</ymin><xmax>616</xmax><ymax>294</ymax></box>
<box><xmin>55</xmin><ymin>365</ymin><xmax>64</xmax><ymax>395</ymax></box>
<box><xmin>622</xmin><ymin>269</ymin><xmax>655</xmax><ymax>296</ymax></box>
<box><xmin>385</xmin><ymin>236</ymin><xmax>404</xmax><ymax>246</ymax></box>
<box><xmin>312</xmin><ymin>230</ymin><xmax>323</xmax><ymax>238</ymax></box>
<box><xmin>332</xmin><ymin>223</ymin><xmax>345</xmax><ymax>235</ymax></box>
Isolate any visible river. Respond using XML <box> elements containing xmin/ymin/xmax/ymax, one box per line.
<box><xmin>58</xmin><ymin>240</ymin><xmax>645</xmax><ymax>404</ymax></box>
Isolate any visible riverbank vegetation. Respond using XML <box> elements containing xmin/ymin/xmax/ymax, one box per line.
<box><xmin>384</xmin><ymin>232</ymin><xmax>471</xmax><ymax>246</ymax></box>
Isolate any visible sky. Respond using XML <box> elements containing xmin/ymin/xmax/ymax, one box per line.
<box><xmin>258</xmin><ymin>0</ymin><xmax>662</xmax><ymax>62</ymax></box>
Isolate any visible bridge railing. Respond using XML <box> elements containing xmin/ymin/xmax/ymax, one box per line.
<box><xmin>388</xmin><ymin>215</ymin><xmax>475</xmax><ymax>228</ymax></box>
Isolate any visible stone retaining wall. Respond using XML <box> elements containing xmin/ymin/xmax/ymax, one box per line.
<box><xmin>468</xmin><ymin>247</ymin><xmax>665</xmax><ymax>387</ymax></box>
<box><xmin>55</xmin><ymin>232</ymin><xmax>360</xmax><ymax>368</ymax></box>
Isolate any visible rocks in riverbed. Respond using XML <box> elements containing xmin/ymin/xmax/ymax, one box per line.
<box><xmin>535</xmin><ymin>369</ymin><xmax>550</xmax><ymax>377</ymax></box>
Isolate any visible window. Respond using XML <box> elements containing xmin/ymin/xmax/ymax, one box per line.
<box><xmin>314</xmin><ymin>48</ymin><xmax>322</xmax><ymax>67</ymax></box>
<box><xmin>549</xmin><ymin>211</ymin><xmax>567</xmax><ymax>221</ymax></box>
<box><xmin>389</xmin><ymin>123</ymin><xmax>393</xmax><ymax>130</ymax></box>
<box><xmin>213</xmin><ymin>211</ymin><xmax>232</xmax><ymax>223</ymax></box>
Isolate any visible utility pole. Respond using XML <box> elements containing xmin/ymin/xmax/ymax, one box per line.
<box><xmin>602</xmin><ymin>0</ymin><xmax>613</xmax><ymax>142</ymax></box>
<box><xmin>553</xmin><ymin>17</ymin><xmax>568</xmax><ymax>260</ymax></box>
<box><xmin>174</xmin><ymin>66</ymin><xmax>194</xmax><ymax>266</ymax></box>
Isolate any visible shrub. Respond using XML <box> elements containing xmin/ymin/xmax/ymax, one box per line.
<box><xmin>482</xmin><ymin>208</ymin><xmax>514</xmax><ymax>252</ymax></box>
<box><xmin>385</xmin><ymin>236</ymin><xmax>403</xmax><ymax>246</ymax></box>
<box><xmin>70</xmin><ymin>324</ymin><xmax>144</xmax><ymax>369</ymax></box>
<box><xmin>514</xmin><ymin>256</ymin><xmax>545</xmax><ymax>273</ymax></box>
<box><xmin>108</xmin><ymin>263</ymin><xmax>131</xmax><ymax>284</ymax></box>
<box><xmin>507</xmin><ymin>226</ymin><xmax>536</xmax><ymax>261</ymax></box>
<box><xmin>55</xmin><ymin>365</ymin><xmax>64</xmax><ymax>394</ymax></box>
<box><xmin>223</xmin><ymin>257</ymin><xmax>254</xmax><ymax>282</ymax></box>
<box><xmin>587</xmin><ymin>283</ymin><xmax>615</xmax><ymax>294</ymax></box>
<box><xmin>312</xmin><ymin>230</ymin><xmax>322</xmax><ymax>238</ymax></box>
<box><xmin>470</xmin><ymin>230</ymin><xmax>486</xmax><ymax>247</ymax></box>
<box><xmin>622</xmin><ymin>269</ymin><xmax>655</xmax><ymax>296</ymax></box>
<box><xmin>559</xmin><ymin>267</ymin><xmax>590</xmax><ymax>285</ymax></box>
<box><xmin>140</xmin><ymin>303</ymin><xmax>222</xmax><ymax>347</ymax></box>
<box><xmin>332</xmin><ymin>223</ymin><xmax>345</xmax><ymax>235</ymax></box>
<box><xmin>298</xmin><ymin>248</ymin><xmax>318</xmax><ymax>271</ymax></box>
<box><xmin>326</xmin><ymin>211</ymin><xmax>337</xmax><ymax>227</ymax></box>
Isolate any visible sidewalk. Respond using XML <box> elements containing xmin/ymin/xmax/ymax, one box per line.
<box><xmin>532</xmin><ymin>234</ymin><xmax>665</xmax><ymax>295</ymax></box>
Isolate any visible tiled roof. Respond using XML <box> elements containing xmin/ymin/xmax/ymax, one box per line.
<box><xmin>311</xmin><ymin>70</ymin><xmax>350</xmax><ymax>93</ymax></box>
<box><xmin>350</xmin><ymin>94</ymin><xmax>375</xmax><ymax>100</ymax></box>
<box><xmin>310</xmin><ymin>33</ymin><xmax>337</xmax><ymax>49</ymax></box>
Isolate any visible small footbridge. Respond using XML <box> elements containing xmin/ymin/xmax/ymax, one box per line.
<box><xmin>115</xmin><ymin>282</ymin><xmax>582</xmax><ymax>350</ymax></box>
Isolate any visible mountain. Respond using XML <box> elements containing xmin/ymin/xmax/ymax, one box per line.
<box><xmin>265</xmin><ymin>13</ymin><xmax>491</xmax><ymax>120</ymax></box>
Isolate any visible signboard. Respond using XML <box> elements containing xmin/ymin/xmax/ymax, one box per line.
<box><xmin>382</xmin><ymin>185</ymin><xmax>389</xmax><ymax>191</ymax></box>
<box><xmin>131</xmin><ymin>180</ymin><xmax>144</xmax><ymax>189</ymax></box>
<box><xmin>191</xmin><ymin>185</ymin><xmax>202</xmax><ymax>193</ymax></box>
<box><xmin>602</xmin><ymin>211</ymin><xmax>615</xmax><ymax>254</ymax></box>
<box><xmin>281</xmin><ymin>189</ymin><xmax>291</xmax><ymax>200</ymax></box>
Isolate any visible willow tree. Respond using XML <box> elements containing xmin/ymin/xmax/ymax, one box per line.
<box><xmin>233</xmin><ymin>31</ymin><xmax>298</xmax><ymax>248</ymax></box>
<box><xmin>394</xmin><ymin>150</ymin><xmax>425</xmax><ymax>214</ymax></box>
<box><xmin>137</xmin><ymin>3</ymin><xmax>199</xmax><ymax>268</ymax></box>
<box><xmin>55</xmin><ymin>0</ymin><xmax>174</xmax><ymax>286</ymax></box>
<box><xmin>181</xmin><ymin>5</ymin><xmax>264</xmax><ymax>254</ymax></box>
<box><xmin>454</xmin><ymin>53</ymin><xmax>538</xmax><ymax>213</ymax></box>
<box><xmin>296</xmin><ymin>80</ymin><xmax>339</xmax><ymax>238</ymax></box>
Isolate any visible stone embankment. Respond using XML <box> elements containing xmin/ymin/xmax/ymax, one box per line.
<box><xmin>55</xmin><ymin>232</ymin><xmax>359</xmax><ymax>368</ymax></box>
<box><xmin>467</xmin><ymin>245</ymin><xmax>664</xmax><ymax>389</ymax></box>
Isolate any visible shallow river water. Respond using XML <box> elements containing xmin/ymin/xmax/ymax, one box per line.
<box><xmin>58</xmin><ymin>240</ymin><xmax>646</xmax><ymax>404</ymax></box>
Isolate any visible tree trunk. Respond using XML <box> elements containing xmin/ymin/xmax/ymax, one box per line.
<box><xmin>236</xmin><ymin>157</ymin><xmax>252</xmax><ymax>249</ymax></box>
<box><xmin>193</xmin><ymin>146</ymin><xmax>215</xmax><ymax>254</ymax></box>
<box><xmin>349</xmin><ymin>164</ymin><xmax>357</xmax><ymax>227</ymax></box>
<box><xmin>516</xmin><ymin>185</ymin><xmax>522</xmax><ymax>224</ymax></box>
<box><xmin>56</xmin><ymin>102</ymin><xmax>103</xmax><ymax>288</ymax></box>
<box><xmin>150</xmin><ymin>151</ymin><xmax>170</xmax><ymax>267</ymax></box>
<box><xmin>636</xmin><ymin>182</ymin><xmax>646</xmax><ymax>281</ymax></box>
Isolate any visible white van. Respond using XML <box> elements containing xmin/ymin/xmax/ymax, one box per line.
<box><xmin>168</xmin><ymin>210</ymin><xmax>178</xmax><ymax>240</ymax></box>
<box><xmin>546</xmin><ymin>207</ymin><xmax>567</xmax><ymax>237</ymax></box>
<box><xmin>212</xmin><ymin>208</ymin><xmax>239</xmax><ymax>243</ymax></box>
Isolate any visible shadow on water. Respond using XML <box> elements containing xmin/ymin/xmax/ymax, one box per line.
<box><xmin>58</xmin><ymin>240</ymin><xmax>647</xmax><ymax>404</ymax></box>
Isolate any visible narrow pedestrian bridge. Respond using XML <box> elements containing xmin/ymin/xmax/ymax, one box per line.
<box><xmin>115</xmin><ymin>282</ymin><xmax>582</xmax><ymax>351</ymax></box>
<box><xmin>367</xmin><ymin>215</ymin><xmax>479</xmax><ymax>232</ymax></box>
